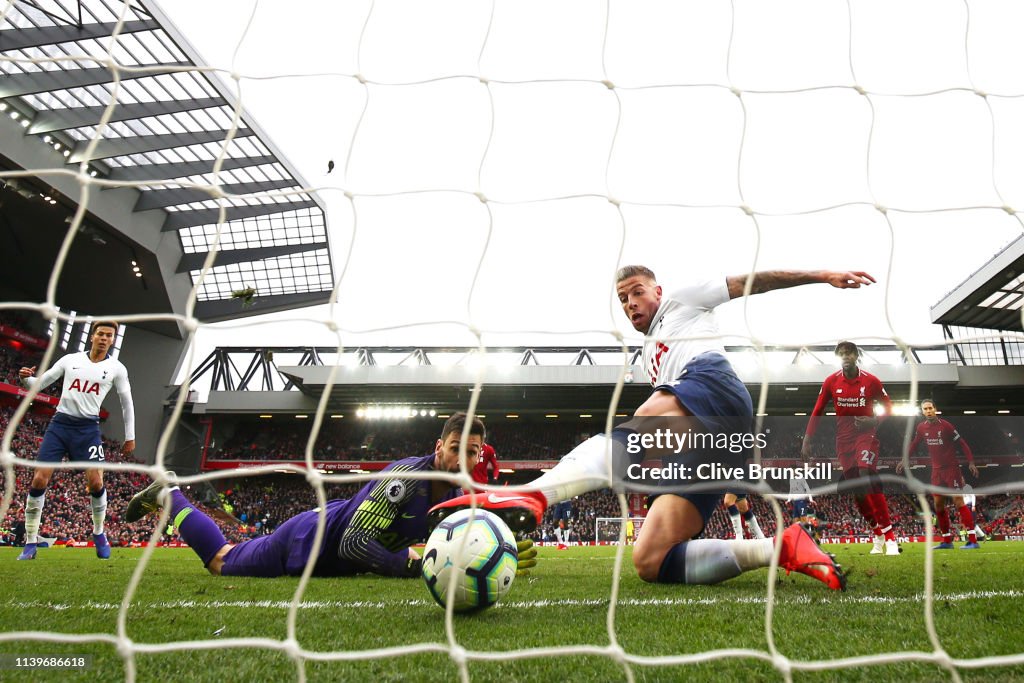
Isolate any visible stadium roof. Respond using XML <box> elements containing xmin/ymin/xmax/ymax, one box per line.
<box><xmin>931</xmin><ymin>234</ymin><xmax>1024</xmax><ymax>333</ymax></box>
<box><xmin>0</xmin><ymin>0</ymin><xmax>333</xmax><ymax>337</ymax></box>
<box><xmin>184</xmin><ymin>345</ymin><xmax>1024</xmax><ymax>415</ymax></box>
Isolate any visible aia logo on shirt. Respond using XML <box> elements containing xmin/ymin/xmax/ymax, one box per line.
<box><xmin>68</xmin><ymin>378</ymin><xmax>101</xmax><ymax>395</ymax></box>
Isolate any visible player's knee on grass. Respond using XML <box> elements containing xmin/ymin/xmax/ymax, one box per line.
<box><xmin>633</xmin><ymin>541</ymin><xmax>667</xmax><ymax>583</ymax></box>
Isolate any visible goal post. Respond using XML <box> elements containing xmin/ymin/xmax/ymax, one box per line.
<box><xmin>595</xmin><ymin>516</ymin><xmax>646</xmax><ymax>545</ymax></box>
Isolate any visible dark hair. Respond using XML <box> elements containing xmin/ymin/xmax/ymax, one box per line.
<box><xmin>89</xmin><ymin>320</ymin><xmax>119</xmax><ymax>335</ymax></box>
<box><xmin>834</xmin><ymin>340</ymin><xmax>860</xmax><ymax>357</ymax></box>
<box><xmin>921</xmin><ymin>399</ymin><xmax>936</xmax><ymax>408</ymax></box>
<box><xmin>440</xmin><ymin>412</ymin><xmax>485</xmax><ymax>442</ymax></box>
<box><xmin>615</xmin><ymin>265</ymin><xmax>657</xmax><ymax>283</ymax></box>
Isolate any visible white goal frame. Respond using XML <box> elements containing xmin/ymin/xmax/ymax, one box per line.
<box><xmin>595</xmin><ymin>516</ymin><xmax>646</xmax><ymax>545</ymax></box>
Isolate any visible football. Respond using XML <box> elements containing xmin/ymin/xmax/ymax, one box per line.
<box><xmin>421</xmin><ymin>508</ymin><xmax>519</xmax><ymax>612</ymax></box>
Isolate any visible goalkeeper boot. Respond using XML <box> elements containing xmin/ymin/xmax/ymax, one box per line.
<box><xmin>428</xmin><ymin>491</ymin><xmax>546</xmax><ymax>534</ymax></box>
<box><xmin>16</xmin><ymin>543</ymin><xmax>37</xmax><ymax>560</ymax></box>
<box><xmin>779</xmin><ymin>523</ymin><xmax>846</xmax><ymax>591</ymax></box>
<box><xmin>125</xmin><ymin>478</ymin><xmax>176</xmax><ymax>523</ymax></box>
<box><xmin>884</xmin><ymin>539</ymin><xmax>902</xmax><ymax>556</ymax></box>
<box><xmin>933</xmin><ymin>541</ymin><xmax>954</xmax><ymax>550</ymax></box>
<box><xmin>94</xmin><ymin>532</ymin><xmax>111</xmax><ymax>559</ymax></box>
<box><xmin>869</xmin><ymin>534</ymin><xmax>884</xmax><ymax>554</ymax></box>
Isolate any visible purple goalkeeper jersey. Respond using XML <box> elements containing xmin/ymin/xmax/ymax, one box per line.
<box><xmin>221</xmin><ymin>453</ymin><xmax>462</xmax><ymax>578</ymax></box>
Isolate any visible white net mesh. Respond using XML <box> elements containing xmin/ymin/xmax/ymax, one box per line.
<box><xmin>2</xmin><ymin>0</ymin><xmax>1024</xmax><ymax>680</ymax></box>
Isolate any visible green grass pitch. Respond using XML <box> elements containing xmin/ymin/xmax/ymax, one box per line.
<box><xmin>0</xmin><ymin>543</ymin><xmax>1022</xmax><ymax>682</ymax></box>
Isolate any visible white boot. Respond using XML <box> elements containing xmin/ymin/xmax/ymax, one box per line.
<box><xmin>869</xmin><ymin>534</ymin><xmax>884</xmax><ymax>555</ymax></box>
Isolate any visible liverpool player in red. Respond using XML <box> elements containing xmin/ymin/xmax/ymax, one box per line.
<box><xmin>470</xmin><ymin>443</ymin><xmax>500</xmax><ymax>489</ymax></box>
<box><xmin>801</xmin><ymin>341</ymin><xmax>898</xmax><ymax>555</ymax></box>
<box><xmin>897</xmin><ymin>399</ymin><xmax>980</xmax><ymax>549</ymax></box>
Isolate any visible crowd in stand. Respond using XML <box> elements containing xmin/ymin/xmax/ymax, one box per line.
<box><xmin>209</xmin><ymin>420</ymin><xmax>586</xmax><ymax>462</ymax></box>
<box><xmin>527</xmin><ymin>488</ymin><xmax>1024</xmax><ymax>543</ymax></box>
<box><xmin>0</xmin><ymin>405</ymin><xmax>155</xmax><ymax>545</ymax></box>
<box><xmin>207</xmin><ymin>414</ymin><xmax>1021</xmax><ymax>465</ymax></box>
<box><xmin>2</xmin><ymin>309</ymin><xmax>1024</xmax><ymax>549</ymax></box>
<box><xmin>3</xmin><ymin>397</ymin><xmax>1023</xmax><ymax>546</ymax></box>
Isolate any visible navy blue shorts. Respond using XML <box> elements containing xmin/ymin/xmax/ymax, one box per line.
<box><xmin>792</xmin><ymin>499</ymin><xmax>809</xmax><ymax>518</ymax></box>
<box><xmin>37</xmin><ymin>413</ymin><xmax>104</xmax><ymax>463</ymax></box>
<box><xmin>647</xmin><ymin>352</ymin><xmax>754</xmax><ymax>534</ymax></box>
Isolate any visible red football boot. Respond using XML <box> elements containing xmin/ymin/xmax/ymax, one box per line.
<box><xmin>779</xmin><ymin>523</ymin><xmax>847</xmax><ymax>591</ymax></box>
<box><xmin>428</xmin><ymin>491</ymin><xmax>547</xmax><ymax>534</ymax></box>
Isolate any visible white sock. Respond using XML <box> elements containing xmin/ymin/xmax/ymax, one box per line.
<box><xmin>744</xmin><ymin>512</ymin><xmax>766</xmax><ymax>539</ymax></box>
<box><xmin>90</xmin><ymin>488</ymin><xmax>107</xmax><ymax>536</ymax></box>
<box><xmin>531</xmin><ymin>435</ymin><xmax>614</xmax><ymax>505</ymax></box>
<box><xmin>25</xmin><ymin>491</ymin><xmax>45</xmax><ymax>544</ymax></box>
<box><xmin>975</xmin><ymin>525</ymin><xmax>986</xmax><ymax>538</ymax></box>
<box><xmin>681</xmin><ymin>539</ymin><xmax>773</xmax><ymax>584</ymax></box>
<box><xmin>727</xmin><ymin>538</ymin><xmax>775</xmax><ymax>571</ymax></box>
<box><xmin>729</xmin><ymin>512</ymin><xmax>744</xmax><ymax>540</ymax></box>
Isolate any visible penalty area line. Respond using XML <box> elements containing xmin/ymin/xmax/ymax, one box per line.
<box><xmin>6</xmin><ymin>589</ymin><xmax>1024</xmax><ymax>612</ymax></box>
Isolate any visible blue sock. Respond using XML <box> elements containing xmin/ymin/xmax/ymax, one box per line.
<box><xmin>742</xmin><ymin>509</ymin><xmax>754</xmax><ymax>521</ymax></box>
<box><xmin>658</xmin><ymin>541</ymin><xmax>689</xmax><ymax>583</ymax></box>
<box><xmin>727</xmin><ymin>505</ymin><xmax>739</xmax><ymax>517</ymax></box>
<box><xmin>169</xmin><ymin>490</ymin><xmax>227</xmax><ymax>567</ymax></box>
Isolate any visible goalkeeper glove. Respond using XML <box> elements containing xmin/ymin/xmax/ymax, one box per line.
<box><xmin>516</xmin><ymin>539</ymin><xmax>538</xmax><ymax>577</ymax></box>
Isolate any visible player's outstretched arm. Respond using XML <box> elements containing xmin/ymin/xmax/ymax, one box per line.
<box><xmin>19</xmin><ymin>359</ymin><xmax>66</xmax><ymax>389</ymax></box>
<box><xmin>726</xmin><ymin>270</ymin><xmax>875</xmax><ymax>299</ymax></box>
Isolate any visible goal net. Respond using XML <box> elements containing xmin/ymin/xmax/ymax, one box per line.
<box><xmin>2</xmin><ymin>0</ymin><xmax>1024</xmax><ymax>681</ymax></box>
<box><xmin>595</xmin><ymin>517</ymin><xmax>646</xmax><ymax>545</ymax></box>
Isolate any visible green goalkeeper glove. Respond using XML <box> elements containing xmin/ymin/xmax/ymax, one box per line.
<box><xmin>516</xmin><ymin>539</ymin><xmax>538</xmax><ymax>577</ymax></box>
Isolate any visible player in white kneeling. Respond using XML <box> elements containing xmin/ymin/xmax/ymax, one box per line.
<box><xmin>16</xmin><ymin>321</ymin><xmax>135</xmax><ymax>560</ymax></box>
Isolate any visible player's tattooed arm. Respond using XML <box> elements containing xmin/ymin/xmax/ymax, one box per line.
<box><xmin>726</xmin><ymin>270</ymin><xmax>875</xmax><ymax>299</ymax></box>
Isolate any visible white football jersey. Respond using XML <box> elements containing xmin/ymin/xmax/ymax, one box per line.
<box><xmin>25</xmin><ymin>351</ymin><xmax>135</xmax><ymax>440</ymax></box>
<box><xmin>788</xmin><ymin>474</ymin><xmax>813</xmax><ymax>502</ymax></box>
<box><xmin>642</xmin><ymin>278</ymin><xmax>730</xmax><ymax>386</ymax></box>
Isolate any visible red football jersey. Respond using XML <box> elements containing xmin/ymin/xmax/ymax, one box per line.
<box><xmin>805</xmin><ymin>368</ymin><xmax>892</xmax><ymax>446</ymax></box>
<box><xmin>909</xmin><ymin>418</ymin><xmax>974</xmax><ymax>470</ymax></box>
<box><xmin>471</xmin><ymin>443</ymin><xmax>499</xmax><ymax>484</ymax></box>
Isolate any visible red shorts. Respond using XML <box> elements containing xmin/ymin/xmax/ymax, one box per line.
<box><xmin>838</xmin><ymin>466</ymin><xmax>883</xmax><ymax>495</ymax></box>
<box><xmin>931</xmin><ymin>467</ymin><xmax>964</xmax><ymax>491</ymax></box>
<box><xmin>837</xmin><ymin>432</ymin><xmax>880</xmax><ymax>472</ymax></box>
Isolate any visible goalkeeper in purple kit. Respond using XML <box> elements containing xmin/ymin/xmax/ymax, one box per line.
<box><xmin>125</xmin><ymin>413</ymin><xmax>536</xmax><ymax>577</ymax></box>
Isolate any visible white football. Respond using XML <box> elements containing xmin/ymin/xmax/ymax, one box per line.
<box><xmin>421</xmin><ymin>509</ymin><xmax>518</xmax><ymax>612</ymax></box>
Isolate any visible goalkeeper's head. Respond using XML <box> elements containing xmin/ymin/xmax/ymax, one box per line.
<box><xmin>433</xmin><ymin>412</ymin><xmax>486</xmax><ymax>473</ymax></box>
